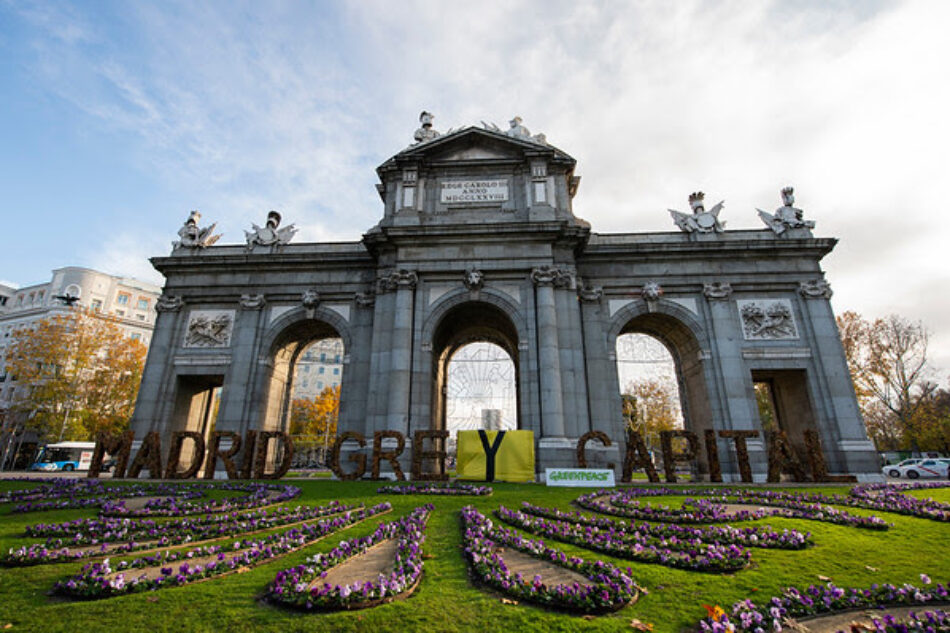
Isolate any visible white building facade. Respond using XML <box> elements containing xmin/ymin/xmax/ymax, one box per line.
<box><xmin>0</xmin><ymin>267</ymin><xmax>161</xmax><ymax>424</ymax></box>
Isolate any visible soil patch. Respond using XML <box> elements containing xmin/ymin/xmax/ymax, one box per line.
<box><xmin>790</xmin><ymin>604</ymin><xmax>949</xmax><ymax>632</ymax></box>
<box><xmin>495</xmin><ymin>547</ymin><xmax>592</xmax><ymax>588</ymax></box>
<box><xmin>310</xmin><ymin>539</ymin><xmax>400</xmax><ymax>589</ymax></box>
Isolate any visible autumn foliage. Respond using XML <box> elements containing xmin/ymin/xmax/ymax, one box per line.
<box><xmin>837</xmin><ymin>311</ymin><xmax>949</xmax><ymax>452</ymax></box>
<box><xmin>4</xmin><ymin>308</ymin><xmax>147</xmax><ymax>441</ymax></box>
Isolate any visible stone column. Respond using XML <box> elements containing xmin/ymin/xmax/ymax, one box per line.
<box><xmin>383</xmin><ymin>269</ymin><xmax>418</xmax><ymax>436</ymax></box>
<box><xmin>531</xmin><ymin>266</ymin><xmax>566</xmax><ymax>439</ymax></box>
<box><xmin>798</xmin><ymin>280</ymin><xmax>879</xmax><ymax>476</ymax></box>
<box><xmin>702</xmin><ymin>282</ymin><xmax>767</xmax><ymax>480</ymax></box>
<box><xmin>130</xmin><ymin>294</ymin><xmax>186</xmax><ymax>437</ymax></box>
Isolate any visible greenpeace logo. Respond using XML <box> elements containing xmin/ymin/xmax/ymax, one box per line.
<box><xmin>545</xmin><ymin>468</ymin><xmax>616</xmax><ymax>487</ymax></box>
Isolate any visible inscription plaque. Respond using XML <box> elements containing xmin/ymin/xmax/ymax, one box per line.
<box><xmin>441</xmin><ymin>179</ymin><xmax>508</xmax><ymax>203</ymax></box>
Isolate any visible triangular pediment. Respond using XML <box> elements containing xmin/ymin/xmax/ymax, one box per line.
<box><xmin>378</xmin><ymin>126</ymin><xmax>574</xmax><ymax>172</ymax></box>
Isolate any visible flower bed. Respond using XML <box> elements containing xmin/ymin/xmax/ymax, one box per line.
<box><xmin>376</xmin><ymin>483</ymin><xmax>492</xmax><ymax>496</ymax></box>
<box><xmin>11</xmin><ymin>481</ymin><xmax>206</xmax><ymax>513</ymax></box>
<box><xmin>4</xmin><ymin>501</ymin><xmax>357</xmax><ymax>567</ymax></box>
<box><xmin>265</xmin><ymin>504</ymin><xmax>433</xmax><ymax>610</ymax></box>
<box><xmin>518</xmin><ymin>502</ymin><xmax>813</xmax><ymax>550</ymax></box>
<box><xmin>576</xmin><ymin>488</ymin><xmax>890</xmax><ymax>530</ymax></box>
<box><xmin>494</xmin><ymin>505</ymin><xmax>751</xmax><ymax>573</ymax></box>
<box><xmin>844</xmin><ymin>609</ymin><xmax>949</xmax><ymax>632</ymax></box>
<box><xmin>460</xmin><ymin>506</ymin><xmax>639</xmax><ymax>614</ymax></box>
<box><xmin>100</xmin><ymin>482</ymin><xmax>301</xmax><ymax>517</ymax></box>
<box><xmin>52</xmin><ymin>503</ymin><xmax>392</xmax><ymax>599</ymax></box>
<box><xmin>697</xmin><ymin>576</ymin><xmax>949</xmax><ymax>632</ymax></box>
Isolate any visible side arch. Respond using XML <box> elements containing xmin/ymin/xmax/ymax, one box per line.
<box><xmin>251</xmin><ymin>305</ymin><xmax>353</xmax><ymax>443</ymax></box>
<box><xmin>607</xmin><ymin>299</ymin><xmax>718</xmax><ymax>473</ymax></box>
<box><xmin>259</xmin><ymin>305</ymin><xmax>353</xmax><ymax>360</ymax></box>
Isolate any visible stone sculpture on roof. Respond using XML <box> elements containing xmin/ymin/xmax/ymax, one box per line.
<box><xmin>757</xmin><ymin>186</ymin><xmax>815</xmax><ymax>235</ymax></box>
<box><xmin>413</xmin><ymin>111</ymin><xmax>440</xmax><ymax>144</ymax></box>
<box><xmin>172</xmin><ymin>210</ymin><xmax>221</xmax><ymax>250</ymax></box>
<box><xmin>669</xmin><ymin>191</ymin><xmax>725</xmax><ymax>234</ymax></box>
<box><xmin>244</xmin><ymin>210</ymin><xmax>297</xmax><ymax>250</ymax></box>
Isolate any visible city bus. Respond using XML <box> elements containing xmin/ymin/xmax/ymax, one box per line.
<box><xmin>30</xmin><ymin>442</ymin><xmax>97</xmax><ymax>472</ymax></box>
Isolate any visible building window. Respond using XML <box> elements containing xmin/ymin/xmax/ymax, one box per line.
<box><xmin>91</xmin><ymin>299</ymin><xmax>103</xmax><ymax>311</ymax></box>
<box><xmin>115</xmin><ymin>309</ymin><xmax>125</xmax><ymax>316</ymax></box>
<box><xmin>131</xmin><ymin>333</ymin><xmax>142</xmax><ymax>341</ymax></box>
<box><xmin>136</xmin><ymin>314</ymin><xmax>145</xmax><ymax>321</ymax></box>
<box><xmin>136</xmin><ymin>298</ymin><xmax>149</xmax><ymax>310</ymax></box>
<box><xmin>117</xmin><ymin>294</ymin><xmax>130</xmax><ymax>306</ymax></box>
<box><xmin>318</xmin><ymin>366</ymin><xmax>325</xmax><ymax>374</ymax></box>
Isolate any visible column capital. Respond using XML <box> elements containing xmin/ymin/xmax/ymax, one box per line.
<box><xmin>799</xmin><ymin>279</ymin><xmax>833</xmax><ymax>300</ymax></box>
<box><xmin>239</xmin><ymin>293</ymin><xmax>266</xmax><ymax>310</ymax></box>
<box><xmin>530</xmin><ymin>265</ymin><xmax>574</xmax><ymax>288</ymax></box>
<box><xmin>155</xmin><ymin>294</ymin><xmax>185</xmax><ymax>313</ymax></box>
<box><xmin>378</xmin><ymin>269</ymin><xmax>418</xmax><ymax>293</ymax></box>
<box><xmin>703</xmin><ymin>281</ymin><xmax>733</xmax><ymax>301</ymax></box>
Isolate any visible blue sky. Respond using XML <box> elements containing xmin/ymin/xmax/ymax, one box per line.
<box><xmin>2</xmin><ymin>0</ymin><xmax>949</xmax><ymax>373</ymax></box>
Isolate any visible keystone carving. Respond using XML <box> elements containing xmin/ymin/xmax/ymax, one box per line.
<box><xmin>301</xmin><ymin>289</ymin><xmax>320</xmax><ymax>309</ymax></box>
<box><xmin>641</xmin><ymin>282</ymin><xmax>664</xmax><ymax>302</ymax></box>
<box><xmin>463</xmin><ymin>268</ymin><xmax>484</xmax><ymax>291</ymax></box>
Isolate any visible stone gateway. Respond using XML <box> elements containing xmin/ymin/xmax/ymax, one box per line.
<box><xmin>128</xmin><ymin>115</ymin><xmax>880</xmax><ymax>482</ymax></box>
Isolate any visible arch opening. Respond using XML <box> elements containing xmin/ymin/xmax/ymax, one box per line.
<box><xmin>615</xmin><ymin>312</ymin><xmax>713</xmax><ymax>476</ymax></box>
<box><xmin>430</xmin><ymin>302</ymin><xmax>521</xmax><ymax>469</ymax></box>
<box><xmin>262</xmin><ymin>319</ymin><xmax>344</xmax><ymax>470</ymax></box>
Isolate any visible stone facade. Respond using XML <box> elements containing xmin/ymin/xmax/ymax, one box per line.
<box><xmin>130</xmin><ymin>124</ymin><xmax>879</xmax><ymax>481</ymax></box>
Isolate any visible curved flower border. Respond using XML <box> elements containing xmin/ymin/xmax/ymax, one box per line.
<box><xmin>376</xmin><ymin>483</ymin><xmax>492</xmax><ymax>496</ymax></box>
<box><xmin>519</xmin><ymin>502</ymin><xmax>812</xmax><ymax>550</ymax></box>
<box><xmin>576</xmin><ymin>488</ymin><xmax>890</xmax><ymax>530</ymax></box>
<box><xmin>4</xmin><ymin>501</ymin><xmax>357</xmax><ymax>567</ymax></box>
<box><xmin>266</xmin><ymin>504</ymin><xmax>434</xmax><ymax>610</ymax></box>
<box><xmin>495</xmin><ymin>505</ymin><xmax>750</xmax><ymax>573</ymax></box>
<box><xmin>460</xmin><ymin>505</ymin><xmax>639</xmax><ymax>614</ymax></box>
<box><xmin>697</xmin><ymin>576</ymin><xmax>949</xmax><ymax>632</ymax></box>
<box><xmin>52</xmin><ymin>503</ymin><xmax>392</xmax><ymax>599</ymax></box>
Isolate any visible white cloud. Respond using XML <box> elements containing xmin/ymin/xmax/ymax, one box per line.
<box><xmin>9</xmin><ymin>0</ymin><xmax>950</xmax><ymax>374</ymax></box>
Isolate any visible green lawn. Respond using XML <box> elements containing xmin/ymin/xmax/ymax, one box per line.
<box><xmin>0</xmin><ymin>480</ymin><xmax>947</xmax><ymax>633</ymax></box>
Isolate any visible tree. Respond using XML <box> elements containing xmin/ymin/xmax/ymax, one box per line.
<box><xmin>622</xmin><ymin>377</ymin><xmax>681</xmax><ymax>449</ymax></box>
<box><xmin>3</xmin><ymin>308</ymin><xmax>147</xmax><ymax>441</ymax></box>
<box><xmin>836</xmin><ymin>311</ymin><xmax>939</xmax><ymax>452</ymax></box>
<box><xmin>289</xmin><ymin>385</ymin><xmax>340</xmax><ymax>464</ymax></box>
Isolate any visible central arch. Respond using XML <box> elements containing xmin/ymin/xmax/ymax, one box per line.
<box><xmin>430</xmin><ymin>301</ymin><xmax>521</xmax><ymax>441</ymax></box>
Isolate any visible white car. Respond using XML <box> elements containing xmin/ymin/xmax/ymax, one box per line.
<box><xmin>882</xmin><ymin>458</ymin><xmax>924</xmax><ymax>478</ymax></box>
<box><xmin>898</xmin><ymin>459</ymin><xmax>949</xmax><ymax>479</ymax></box>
